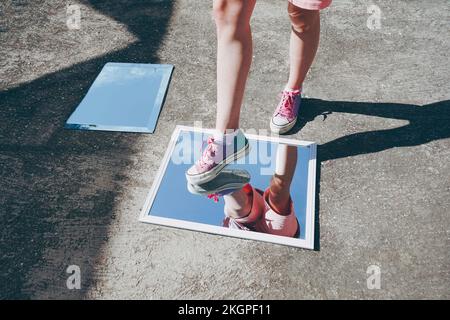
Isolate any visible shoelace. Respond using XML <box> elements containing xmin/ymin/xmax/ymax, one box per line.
<box><xmin>275</xmin><ymin>90</ymin><xmax>300</xmax><ymax>118</ymax></box>
<box><xmin>198</xmin><ymin>137</ymin><xmax>221</xmax><ymax>202</ymax></box>
<box><xmin>196</xmin><ymin>137</ymin><xmax>217</xmax><ymax>169</ymax></box>
<box><xmin>207</xmin><ymin>193</ymin><xmax>220</xmax><ymax>203</ymax></box>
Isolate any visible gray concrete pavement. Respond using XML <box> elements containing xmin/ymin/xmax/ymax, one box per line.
<box><xmin>0</xmin><ymin>0</ymin><xmax>449</xmax><ymax>299</ymax></box>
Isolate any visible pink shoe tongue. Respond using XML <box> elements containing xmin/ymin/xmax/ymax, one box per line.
<box><xmin>195</xmin><ymin>137</ymin><xmax>219</xmax><ymax>172</ymax></box>
<box><xmin>276</xmin><ymin>90</ymin><xmax>300</xmax><ymax>119</ymax></box>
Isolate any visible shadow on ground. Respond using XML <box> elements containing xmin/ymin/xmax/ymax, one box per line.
<box><xmin>292</xmin><ymin>98</ymin><xmax>450</xmax><ymax>250</ymax></box>
<box><xmin>0</xmin><ymin>0</ymin><xmax>174</xmax><ymax>299</ymax></box>
<box><xmin>289</xmin><ymin>98</ymin><xmax>450</xmax><ymax>161</ymax></box>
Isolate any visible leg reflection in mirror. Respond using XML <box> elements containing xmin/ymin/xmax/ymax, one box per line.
<box><xmin>223</xmin><ymin>184</ymin><xmax>265</xmax><ymax>231</ymax></box>
<box><xmin>262</xmin><ymin>144</ymin><xmax>300</xmax><ymax>237</ymax></box>
<box><xmin>222</xmin><ymin>144</ymin><xmax>300</xmax><ymax>237</ymax></box>
<box><xmin>268</xmin><ymin>144</ymin><xmax>298</xmax><ymax>214</ymax></box>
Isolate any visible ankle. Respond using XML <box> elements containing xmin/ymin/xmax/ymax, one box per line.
<box><xmin>284</xmin><ymin>84</ymin><xmax>302</xmax><ymax>92</ymax></box>
<box><xmin>224</xmin><ymin>187</ymin><xmax>253</xmax><ymax>219</ymax></box>
<box><xmin>268</xmin><ymin>191</ymin><xmax>290</xmax><ymax>216</ymax></box>
<box><xmin>268</xmin><ymin>176</ymin><xmax>291</xmax><ymax>215</ymax></box>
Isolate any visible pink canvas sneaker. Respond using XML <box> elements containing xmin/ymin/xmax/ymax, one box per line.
<box><xmin>270</xmin><ymin>89</ymin><xmax>302</xmax><ymax>134</ymax></box>
<box><xmin>186</xmin><ymin>129</ymin><xmax>250</xmax><ymax>185</ymax></box>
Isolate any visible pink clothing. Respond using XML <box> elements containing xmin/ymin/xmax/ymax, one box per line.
<box><xmin>223</xmin><ymin>185</ymin><xmax>299</xmax><ymax>238</ymax></box>
<box><xmin>288</xmin><ymin>0</ymin><xmax>332</xmax><ymax>10</ymax></box>
<box><xmin>262</xmin><ymin>189</ymin><xmax>299</xmax><ymax>238</ymax></box>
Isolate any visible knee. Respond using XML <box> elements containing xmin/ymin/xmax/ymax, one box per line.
<box><xmin>213</xmin><ymin>0</ymin><xmax>252</xmax><ymax>33</ymax></box>
<box><xmin>288</xmin><ymin>3</ymin><xmax>319</xmax><ymax>35</ymax></box>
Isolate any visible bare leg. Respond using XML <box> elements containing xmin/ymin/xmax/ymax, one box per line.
<box><xmin>286</xmin><ymin>3</ymin><xmax>320</xmax><ymax>90</ymax></box>
<box><xmin>213</xmin><ymin>0</ymin><xmax>256</xmax><ymax>132</ymax></box>
<box><xmin>223</xmin><ymin>188</ymin><xmax>252</xmax><ymax>219</ymax></box>
<box><xmin>268</xmin><ymin>144</ymin><xmax>298</xmax><ymax>215</ymax></box>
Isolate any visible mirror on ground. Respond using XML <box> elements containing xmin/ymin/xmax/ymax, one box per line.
<box><xmin>65</xmin><ymin>62</ymin><xmax>173</xmax><ymax>133</ymax></box>
<box><xmin>142</xmin><ymin>127</ymin><xmax>317</xmax><ymax>248</ymax></box>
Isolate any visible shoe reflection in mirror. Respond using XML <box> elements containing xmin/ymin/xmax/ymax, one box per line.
<box><xmin>187</xmin><ymin>168</ymin><xmax>251</xmax><ymax>196</ymax></box>
<box><xmin>185</xmin><ymin>129</ymin><xmax>250</xmax><ymax>185</ymax></box>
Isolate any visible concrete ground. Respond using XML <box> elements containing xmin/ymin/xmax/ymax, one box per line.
<box><xmin>0</xmin><ymin>0</ymin><xmax>449</xmax><ymax>299</ymax></box>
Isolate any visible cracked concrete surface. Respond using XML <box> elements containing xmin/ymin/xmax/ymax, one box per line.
<box><xmin>0</xmin><ymin>0</ymin><xmax>449</xmax><ymax>299</ymax></box>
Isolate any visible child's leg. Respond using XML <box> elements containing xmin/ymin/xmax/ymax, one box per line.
<box><xmin>286</xmin><ymin>2</ymin><xmax>320</xmax><ymax>90</ymax></box>
<box><xmin>223</xmin><ymin>188</ymin><xmax>252</xmax><ymax>219</ymax></box>
<box><xmin>269</xmin><ymin>2</ymin><xmax>323</xmax><ymax>134</ymax></box>
<box><xmin>213</xmin><ymin>0</ymin><xmax>256</xmax><ymax>132</ymax></box>
<box><xmin>268</xmin><ymin>144</ymin><xmax>298</xmax><ymax>214</ymax></box>
<box><xmin>223</xmin><ymin>184</ymin><xmax>266</xmax><ymax>231</ymax></box>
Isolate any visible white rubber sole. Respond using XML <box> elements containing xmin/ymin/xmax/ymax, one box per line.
<box><xmin>270</xmin><ymin>117</ymin><xmax>297</xmax><ymax>135</ymax></box>
<box><xmin>185</xmin><ymin>142</ymin><xmax>251</xmax><ymax>185</ymax></box>
<box><xmin>187</xmin><ymin>181</ymin><xmax>248</xmax><ymax>195</ymax></box>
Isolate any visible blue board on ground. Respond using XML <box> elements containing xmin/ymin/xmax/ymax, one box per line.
<box><xmin>65</xmin><ymin>62</ymin><xmax>173</xmax><ymax>133</ymax></box>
